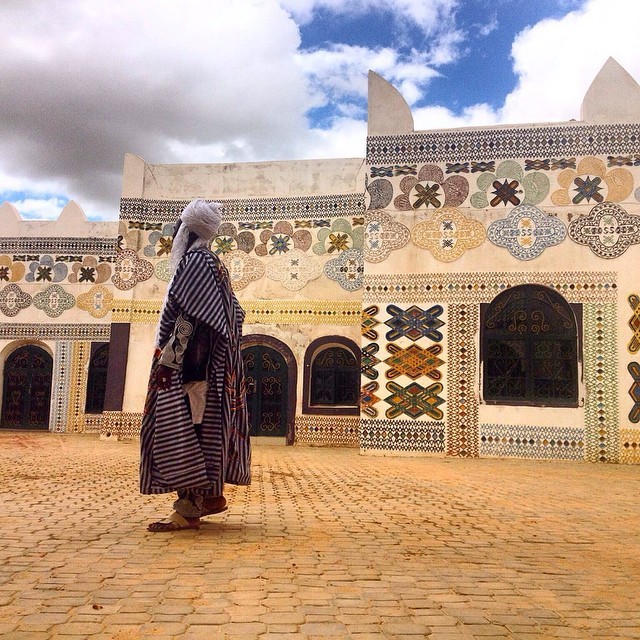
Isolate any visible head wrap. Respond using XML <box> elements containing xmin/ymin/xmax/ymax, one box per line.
<box><xmin>170</xmin><ymin>199</ymin><xmax>223</xmax><ymax>272</ymax></box>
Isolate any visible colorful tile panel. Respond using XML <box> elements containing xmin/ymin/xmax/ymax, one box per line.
<box><xmin>295</xmin><ymin>415</ymin><xmax>359</xmax><ymax>447</ymax></box>
<box><xmin>628</xmin><ymin>294</ymin><xmax>640</xmax><ymax>353</ymax></box>
<box><xmin>628</xmin><ymin>362</ymin><xmax>640</xmax><ymax>424</ymax></box>
<box><xmin>360</xmin><ymin>418</ymin><xmax>445</xmax><ymax>453</ymax></box>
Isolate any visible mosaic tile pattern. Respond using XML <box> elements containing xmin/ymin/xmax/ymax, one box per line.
<box><xmin>487</xmin><ymin>204</ymin><xmax>567</xmax><ymax>260</ymax></box>
<box><xmin>257</xmin><ymin>222</ymin><xmax>312</xmax><ymax>256</ymax></box>
<box><xmin>360</xmin><ymin>418</ymin><xmax>445</xmax><ymax>453</ymax></box>
<box><xmin>620</xmin><ymin>428</ymin><xmax>640</xmax><ymax>464</ymax></box>
<box><xmin>266</xmin><ymin>248</ymin><xmax>322</xmax><ymax>291</ymax></box>
<box><xmin>32</xmin><ymin>285</ymin><xmax>75</xmax><ymax>318</ymax></box>
<box><xmin>411</xmin><ymin>207</ymin><xmax>486</xmax><ymax>262</ymax></box>
<box><xmin>366</xmin><ymin>123</ymin><xmax>640</xmax><ymax>164</ymax></box>
<box><xmin>361</xmin><ymin>343</ymin><xmax>381</xmax><ymax>380</ymax></box>
<box><xmin>366</xmin><ymin>178</ymin><xmax>394</xmax><ymax>209</ymax></box>
<box><xmin>384</xmin><ymin>304</ymin><xmax>444</xmax><ymax>342</ymax></box>
<box><xmin>324</xmin><ymin>248</ymin><xmax>364</xmax><ymax>291</ymax></box>
<box><xmin>479</xmin><ymin>424</ymin><xmax>585</xmax><ymax>461</ymax></box>
<box><xmin>67</xmin><ymin>342</ymin><xmax>90</xmax><ymax>433</ymax></box>
<box><xmin>0</xmin><ymin>256</ymin><xmax>25</xmax><ymax>282</ymax></box>
<box><xmin>551</xmin><ymin>157</ymin><xmax>633</xmax><ymax>205</ymax></box>
<box><xmin>220</xmin><ymin>250</ymin><xmax>265</xmax><ymax>290</ymax></box>
<box><xmin>361</xmin><ymin>305</ymin><xmax>380</xmax><ymax>340</ymax></box>
<box><xmin>101</xmin><ymin>411</ymin><xmax>144</xmax><ymax>440</ymax></box>
<box><xmin>111</xmin><ymin>249</ymin><xmax>154</xmax><ymax>290</ymax></box>
<box><xmin>393</xmin><ymin>164</ymin><xmax>469</xmax><ymax>209</ymax></box>
<box><xmin>0</xmin><ymin>324</ymin><xmax>110</xmax><ymax>341</ymax></box>
<box><xmin>83</xmin><ymin>414</ymin><xmax>103</xmax><ymax>434</ymax></box>
<box><xmin>295</xmin><ymin>415</ymin><xmax>359</xmax><ymax>447</ymax></box>
<box><xmin>121</xmin><ymin>194</ymin><xmax>365</xmax><ymax>223</ymax></box>
<box><xmin>50</xmin><ymin>341</ymin><xmax>71</xmax><ymax>433</ymax></box>
<box><xmin>628</xmin><ymin>294</ymin><xmax>640</xmax><ymax>353</ymax></box>
<box><xmin>111</xmin><ymin>299</ymin><xmax>162</xmax><ymax>324</ymax></box>
<box><xmin>446</xmin><ymin>304</ymin><xmax>479</xmax><ymax>457</ymax></box>
<box><xmin>68</xmin><ymin>257</ymin><xmax>112</xmax><ymax>284</ymax></box>
<box><xmin>384</xmin><ymin>343</ymin><xmax>444</xmax><ymax>381</ymax></box>
<box><xmin>628</xmin><ymin>362</ymin><xmax>640</xmax><ymax>424</ymax></box>
<box><xmin>470</xmin><ymin>161</ymin><xmax>548</xmax><ymax>208</ymax></box>
<box><xmin>0</xmin><ymin>237</ymin><xmax>117</xmax><ymax>254</ymax></box>
<box><xmin>25</xmin><ymin>256</ymin><xmax>68</xmax><ymax>283</ymax></box>
<box><xmin>363</xmin><ymin>210</ymin><xmax>410</xmax><ymax>263</ymax></box>
<box><xmin>384</xmin><ymin>380</ymin><xmax>444</xmax><ymax>420</ymax></box>
<box><xmin>360</xmin><ymin>381</ymin><xmax>381</xmax><ymax>418</ymax></box>
<box><xmin>0</xmin><ymin>284</ymin><xmax>32</xmax><ymax>317</ymax></box>
<box><xmin>364</xmin><ymin>272</ymin><xmax>617</xmax><ymax>304</ymax></box>
<box><xmin>312</xmin><ymin>219</ymin><xmax>363</xmax><ymax>255</ymax></box>
<box><xmin>583</xmin><ymin>302</ymin><xmax>619</xmax><ymax>463</ymax></box>
<box><xmin>568</xmin><ymin>202</ymin><xmax>640</xmax><ymax>259</ymax></box>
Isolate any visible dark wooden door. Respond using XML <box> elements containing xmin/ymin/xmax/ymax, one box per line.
<box><xmin>242</xmin><ymin>345</ymin><xmax>288</xmax><ymax>437</ymax></box>
<box><xmin>1</xmin><ymin>345</ymin><xmax>53</xmax><ymax>429</ymax></box>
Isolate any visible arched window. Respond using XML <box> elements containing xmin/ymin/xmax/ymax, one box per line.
<box><xmin>481</xmin><ymin>285</ymin><xmax>580</xmax><ymax>407</ymax></box>
<box><xmin>85</xmin><ymin>343</ymin><xmax>109</xmax><ymax>414</ymax></box>
<box><xmin>303</xmin><ymin>337</ymin><xmax>360</xmax><ymax>415</ymax></box>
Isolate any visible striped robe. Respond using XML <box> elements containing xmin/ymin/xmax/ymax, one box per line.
<box><xmin>140</xmin><ymin>248</ymin><xmax>251</xmax><ymax>495</ymax></box>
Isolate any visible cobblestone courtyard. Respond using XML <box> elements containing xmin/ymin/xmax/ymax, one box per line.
<box><xmin>0</xmin><ymin>431</ymin><xmax>639</xmax><ymax>639</ymax></box>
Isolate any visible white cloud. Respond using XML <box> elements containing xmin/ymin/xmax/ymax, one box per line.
<box><xmin>500</xmin><ymin>0</ymin><xmax>640</xmax><ymax>124</ymax></box>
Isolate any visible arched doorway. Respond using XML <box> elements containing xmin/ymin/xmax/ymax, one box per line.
<box><xmin>1</xmin><ymin>344</ymin><xmax>53</xmax><ymax>429</ymax></box>
<box><xmin>241</xmin><ymin>336</ymin><xmax>296</xmax><ymax>443</ymax></box>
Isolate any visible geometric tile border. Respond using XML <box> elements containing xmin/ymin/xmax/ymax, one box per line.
<box><xmin>628</xmin><ymin>362</ymin><xmax>640</xmax><ymax>423</ymax></box>
<box><xmin>0</xmin><ymin>323</ymin><xmax>110</xmax><ymax>341</ymax></box>
<box><xmin>294</xmin><ymin>415</ymin><xmax>359</xmax><ymax>447</ymax></box>
<box><xmin>620</xmin><ymin>428</ymin><xmax>640</xmax><ymax>464</ymax></box>
<box><xmin>360</xmin><ymin>418</ymin><xmax>445</xmax><ymax>453</ymax></box>
<box><xmin>50</xmin><ymin>341</ymin><xmax>72</xmax><ymax>433</ymax></box>
<box><xmin>479</xmin><ymin>424</ymin><xmax>585</xmax><ymax>461</ymax></box>
<box><xmin>121</xmin><ymin>194</ymin><xmax>365</xmax><ymax>224</ymax></box>
<box><xmin>446</xmin><ymin>304</ymin><xmax>479</xmax><ymax>457</ymax></box>
<box><xmin>366</xmin><ymin>123</ymin><xmax>640</xmax><ymax>164</ymax></box>
<box><xmin>583</xmin><ymin>302</ymin><xmax>619</xmax><ymax>463</ymax></box>
<box><xmin>67</xmin><ymin>341</ymin><xmax>91</xmax><ymax>433</ymax></box>
<box><xmin>364</xmin><ymin>271</ymin><xmax>617</xmax><ymax>304</ymax></box>
<box><xmin>101</xmin><ymin>412</ymin><xmax>144</xmax><ymax>440</ymax></box>
<box><xmin>0</xmin><ymin>237</ymin><xmax>117</xmax><ymax>254</ymax></box>
<box><xmin>628</xmin><ymin>294</ymin><xmax>640</xmax><ymax>353</ymax></box>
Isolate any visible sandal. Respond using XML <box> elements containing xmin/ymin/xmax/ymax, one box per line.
<box><xmin>201</xmin><ymin>496</ymin><xmax>228</xmax><ymax>517</ymax></box>
<box><xmin>147</xmin><ymin>511</ymin><xmax>200</xmax><ymax>532</ymax></box>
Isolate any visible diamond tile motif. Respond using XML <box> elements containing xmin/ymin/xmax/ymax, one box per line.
<box><xmin>384</xmin><ymin>380</ymin><xmax>444</xmax><ymax>420</ymax></box>
<box><xmin>384</xmin><ymin>343</ymin><xmax>444</xmax><ymax>381</ymax></box>
<box><xmin>361</xmin><ymin>305</ymin><xmax>380</xmax><ymax>340</ymax></box>
<box><xmin>360</xmin><ymin>381</ymin><xmax>381</xmax><ymax>418</ymax></box>
<box><xmin>628</xmin><ymin>362</ymin><xmax>640</xmax><ymax>424</ymax></box>
<box><xmin>628</xmin><ymin>294</ymin><xmax>640</xmax><ymax>354</ymax></box>
<box><xmin>385</xmin><ymin>304</ymin><xmax>444</xmax><ymax>342</ymax></box>
<box><xmin>361</xmin><ymin>343</ymin><xmax>381</xmax><ymax>380</ymax></box>
<box><xmin>487</xmin><ymin>203</ymin><xmax>567</xmax><ymax>260</ymax></box>
<box><xmin>568</xmin><ymin>201</ymin><xmax>640</xmax><ymax>259</ymax></box>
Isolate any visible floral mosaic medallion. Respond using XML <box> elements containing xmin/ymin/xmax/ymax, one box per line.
<box><xmin>111</xmin><ymin>249</ymin><xmax>154</xmax><ymax>290</ymax></box>
<box><xmin>384</xmin><ymin>343</ymin><xmax>444</xmax><ymax>381</ymax></box>
<box><xmin>0</xmin><ymin>256</ymin><xmax>25</xmax><ymax>282</ymax></box>
<box><xmin>366</xmin><ymin>178</ymin><xmax>394</xmax><ymax>209</ymax></box>
<box><xmin>394</xmin><ymin>164</ymin><xmax>469</xmax><ymax>210</ymax></box>
<box><xmin>313</xmin><ymin>219</ymin><xmax>364</xmax><ymax>255</ymax></box>
<box><xmin>361</xmin><ymin>305</ymin><xmax>380</xmax><ymax>340</ymax></box>
<box><xmin>568</xmin><ymin>201</ymin><xmax>640</xmax><ymax>258</ymax></box>
<box><xmin>411</xmin><ymin>207</ymin><xmax>485</xmax><ymax>262</ymax></box>
<box><xmin>33</xmin><ymin>284</ymin><xmax>75</xmax><ymax>318</ymax></box>
<box><xmin>552</xmin><ymin>156</ymin><xmax>633</xmax><ymax>205</ymax></box>
<box><xmin>324</xmin><ymin>248</ymin><xmax>364</xmax><ymax>291</ymax></box>
<box><xmin>213</xmin><ymin>222</ymin><xmax>255</xmax><ymax>255</ymax></box>
<box><xmin>143</xmin><ymin>223</ymin><xmax>175</xmax><ymax>258</ymax></box>
<box><xmin>265</xmin><ymin>248</ymin><xmax>321</xmax><ymax>291</ymax></box>
<box><xmin>26</xmin><ymin>255</ymin><xmax>68</xmax><ymax>283</ymax></box>
<box><xmin>220</xmin><ymin>250</ymin><xmax>265</xmax><ymax>290</ymax></box>
<box><xmin>0</xmin><ymin>284</ymin><xmax>32</xmax><ymax>317</ymax></box>
<box><xmin>68</xmin><ymin>257</ymin><xmax>112</xmax><ymax>284</ymax></box>
<box><xmin>628</xmin><ymin>294</ymin><xmax>640</xmax><ymax>353</ymax></box>
<box><xmin>361</xmin><ymin>381</ymin><xmax>381</xmax><ymax>418</ymax></box>
<box><xmin>470</xmin><ymin>160</ymin><xmax>549</xmax><ymax>208</ymax></box>
<box><xmin>361</xmin><ymin>343</ymin><xmax>381</xmax><ymax>380</ymax></box>
<box><xmin>628</xmin><ymin>362</ymin><xmax>640</xmax><ymax>423</ymax></box>
<box><xmin>487</xmin><ymin>203</ymin><xmax>567</xmax><ymax>260</ymax></box>
<box><xmin>154</xmin><ymin>259</ymin><xmax>171</xmax><ymax>283</ymax></box>
<box><xmin>384</xmin><ymin>380</ymin><xmax>444</xmax><ymax>420</ymax></box>
<box><xmin>364</xmin><ymin>210</ymin><xmax>410</xmax><ymax>263</ymax></box>
<box><xmin>385</xmin><ymin>304</ymin><xmax>444</xmax><ymax>342</ymax></box>
<box><xmin>256</xmin><ymin>221</ymin><xmax>311</xmax><ymax>257</ymax></box>
<box><xmin>77</xmin><ymin>285</ymin><xmax>114</xmax><ymax>319</ymax></box>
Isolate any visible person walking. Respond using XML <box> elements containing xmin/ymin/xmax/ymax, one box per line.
<box><xmin>140</xmin><ymin>199</ymin><xmax>251</xmax><ymax>532</ymax></box>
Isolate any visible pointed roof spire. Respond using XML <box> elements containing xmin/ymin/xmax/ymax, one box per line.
<box><xmin>581</xmin><ymin>57</ymin><xmax>640</xmax><ymax>123</ymax></box>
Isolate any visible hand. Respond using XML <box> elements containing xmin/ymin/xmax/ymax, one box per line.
<box><xmin>155</xmin><ymin>364</ymin><xmax>174</xmax><ymax>390</ymax></box>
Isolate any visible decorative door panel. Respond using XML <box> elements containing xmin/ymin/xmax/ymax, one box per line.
<box><xmin>2</xmin><ymin>345</ymin><xmax>53</xmax><ymax>429</ymax></box>
<box><xmin>242</xmin><ymin>345</ymin><xmax>288</xmax><ymax>437</ymax></box>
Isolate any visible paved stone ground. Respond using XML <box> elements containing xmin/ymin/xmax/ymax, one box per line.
<box><xmin>0</xmin><ymin>432</ymin><xmax>639</xmax><ymax>640</ymax></box>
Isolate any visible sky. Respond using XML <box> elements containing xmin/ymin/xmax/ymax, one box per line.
<box><xmin>1</xmin><ymin>0</ymin><xmax>639</xmax><ymax>221</ymax></box>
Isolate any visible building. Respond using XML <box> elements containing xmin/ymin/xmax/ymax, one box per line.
<box><xmin>1</xmin><ymin>58</ymin><xmax>639</xmax><ymax>463</ymax></box>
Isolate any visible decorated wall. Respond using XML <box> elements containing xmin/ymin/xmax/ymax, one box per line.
<box><xmin>1</xmin><ymin>58</ymin><xmax>639</xmax><ymax>464</ymax></box>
